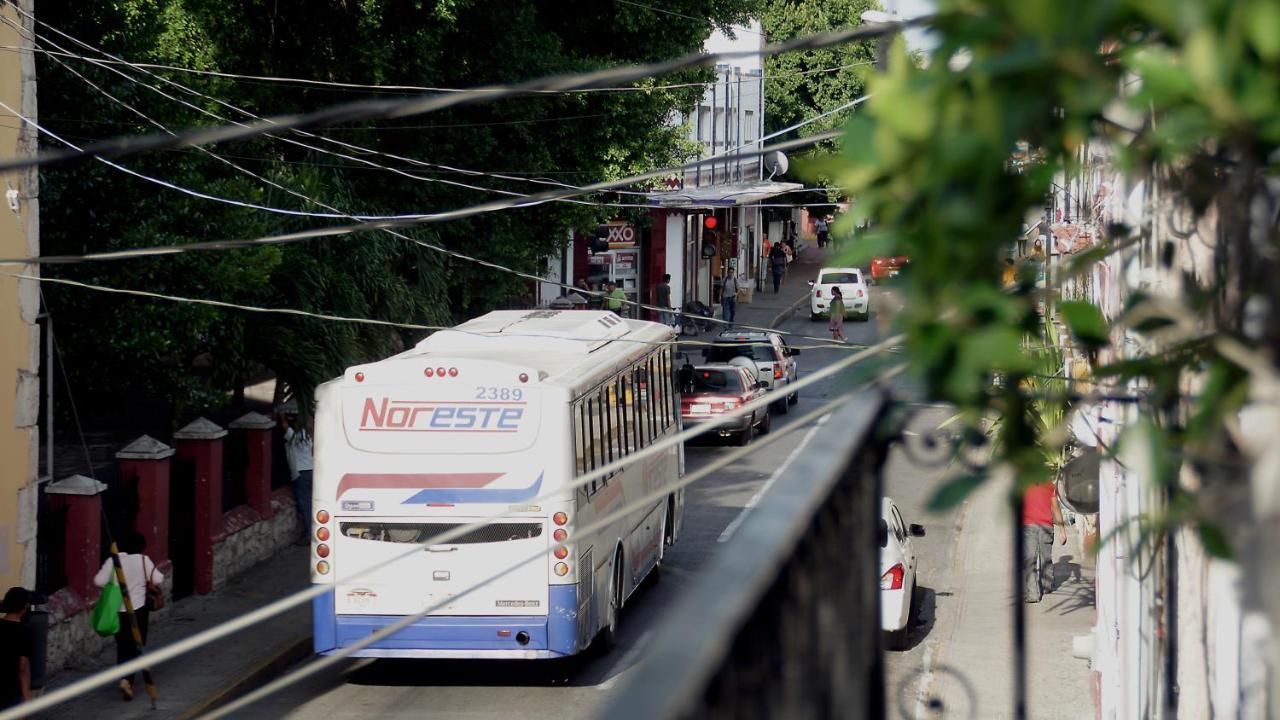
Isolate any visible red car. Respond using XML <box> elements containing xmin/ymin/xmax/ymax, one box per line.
<box><xmin>679</xmin><ymin>364</ymin><xmax>771</xmax><ymax>445</ymax></box>
<box><xmin>870</xmin><ymin>256</ymin><xmax>910</xmax><ymax>282</ymax></box>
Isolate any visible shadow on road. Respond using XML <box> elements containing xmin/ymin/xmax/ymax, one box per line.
<box><xmin>888</xmin><ymin>585</ymin><xmax>942</xmax><ymax>653</ymax></box>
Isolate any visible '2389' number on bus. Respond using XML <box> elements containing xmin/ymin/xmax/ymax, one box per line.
<box><xmin>475</xmin><ymin>386</ymin><xmax>523</xmax><ymax>401</ymax></box>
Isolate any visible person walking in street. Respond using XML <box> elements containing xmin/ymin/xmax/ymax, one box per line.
<box><xmin>1022</xmin><ymin>480</ymin><xmax>1067</xmax><ymax>602</ymax></box>
<box><xmin>828</xmin><ymin>287</ymin><xmax>847</xmax><ymax>343</ymax></box>
<box><xmin>1</xmin><ymin>587</ymin><xmax>34</xmax><ymax>710</ymax></box>
<box><xmin>93</xmin><ymin>532</ymin><xmax>162</xmax><ymax>701</ymax></box>
<box><xmin>279</xmin><ymin>402</ymin><xmax>314</xmax><ymax>541</ymax></box>
<box><xmin>815</xmin><ymin>216</ymin><xmax>830</xmax><ymax>248</ymax></box>
<box><xmin>605</xmin><ymin>281</ymin><xmax>626</xmax><ymax>315</ymax></box>
<box><xmin>721</xmin><ymin>273</ymin><xmax>738</xmax><ymax>324</ymax></box>
<box><xmin>655</xmin><ymin>274</ymin><xmax>673</xmax><ymax>326</ymax></box>
<box><xmin>769</xmin><ymin>244</ymin><xmax>787</xmax><ymax>293</ymax></box>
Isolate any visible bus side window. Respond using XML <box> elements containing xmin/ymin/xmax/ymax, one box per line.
<box><xmin>662</xmin><ymin>347</ymin><xmax>674</xmax><ymax>430</ymax></box>
<box><xmin>650</xmin><ymin>355</ymin><xmax>660</xmax><ymax>437</ymax></box>
<box><xmin>612</xmin><ymin>377</ymin><xmax>628</xmax><ymax>460</ymax></box>
<box><xmin>574</xmin><ymin>401</ymin><xmax>588</xmax><ymax>478</ymax></box>
<box><xmin>632</xmin><ymin>366</ymin><xmax>647</xmax><ymax>449</ymax></box>
<box><xmin>586</xmin><ymin>395</ymin><xmax>602</xmax><ymax>490</ymax></box>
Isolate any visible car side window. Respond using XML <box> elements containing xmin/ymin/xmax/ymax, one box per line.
<box><xmin>891</xmin><ymin>507</ymin><xmax>907</xmax><ymax>541</ymax></box>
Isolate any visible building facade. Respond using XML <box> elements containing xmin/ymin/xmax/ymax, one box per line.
<box><xmin>0</xmin><ymin>0</ymin><xmax>40</xmax><ymax>594</ymax></box>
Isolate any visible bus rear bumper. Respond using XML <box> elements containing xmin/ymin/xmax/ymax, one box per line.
<box><xmin>312</xmin><ymin>586</ymin><xmax>581</xmax><ymax>658</ymax></box>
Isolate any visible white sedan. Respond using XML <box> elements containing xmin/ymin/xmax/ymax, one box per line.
<box><xmin>881</xmin><ymin>497</ymin><xmax>925</xmax><ymax>649</ymax></box>
<box><xmin>809</xmin><ymin>267</ymin><xmax>870</xmax><ymax>321</ymax></box>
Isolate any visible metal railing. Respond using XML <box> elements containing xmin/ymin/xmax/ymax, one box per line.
<box><xmin>606</xmin><ymin>389</ymin><xmax>893</xmax><ymax>720</ymax></box>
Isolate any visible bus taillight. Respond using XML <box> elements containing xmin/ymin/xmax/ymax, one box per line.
<box><xmin>316</xmin><ymin>527</ymin><xmax>330</xmax><ymax>542</ymax></box>
<box><xmin>553</xmin><ymin>528</ymin><xmax>568</xmax><ymax>542</ymax></box>
<box><xmin>316</xmin><ymin>544</ymin><xmax>330</xmax><ymax>558</ymax></box>
<box><xmin>553</xmin><ymin>512</ymin><xmax>568</xmax><ymax>526</ymax></box>
<box><xmin>316</xmin><ymin>509</ymin><xmax>330</xmax><ymax>525</ymax></box>
<box><xmin>554</xmin><ymin>546</ymin><xmax>569</xmax><ymax>560</ymax></box>
<box><xmin>553</xmin><ymin>563</ymin><xmax>570</xmax><ymax>576</ymax></box>
<box><xmin>316</xmin><ymin>560</ymin><xmax>330</xmax><ymax>575</ymax></box>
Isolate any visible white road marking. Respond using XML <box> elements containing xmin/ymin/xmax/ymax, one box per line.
<box><xmin>912</xmin><ymin>642</ymin><xmax>937</xmax><ymax>720</ymax></box>
<box><xmin>717</xmin><ymin>413</ymin><xmax>831</xmax><ymax>543</ymax></box>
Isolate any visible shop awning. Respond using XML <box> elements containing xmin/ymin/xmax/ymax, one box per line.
<box><xmin>645</xmin><ymin>181</ymin><xmax>807</xmax><ymax>209</ymax></box>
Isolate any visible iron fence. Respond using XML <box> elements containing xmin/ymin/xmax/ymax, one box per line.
<box><xmin>606</xmin><ymin>389</ymin><xmax>893</xmax><ymax>720</ymax></box>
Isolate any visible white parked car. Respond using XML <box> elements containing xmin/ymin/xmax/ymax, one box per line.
<box><xmin>809</xmin><ymin>267</ymin><xmax>870</xmax><ymax>321</ymax></box>
<box><xmin>881</xmin><ymin>497</ymin><xmax>925</xmax><ymax>649</ymax></box>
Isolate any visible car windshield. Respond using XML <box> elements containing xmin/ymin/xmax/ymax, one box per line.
<box><xmin>820</xmin><ymin>272</ymin><xmax>860</xmax><ymax>284</ymax></box>
<box><xmin>705</xmin><ymin>343</ymin><xmax>776</xmax><ymax>363</ymax></box>
<box><xmin>691</xmin><ymin>369</ymin><xmax>743</xmax><ymax>393</ymax></box>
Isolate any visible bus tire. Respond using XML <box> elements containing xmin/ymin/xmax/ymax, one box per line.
<box><xmin>599</xmin><ymin>548</ymin><xmax>624</xmax><ymax>653</ymax></box>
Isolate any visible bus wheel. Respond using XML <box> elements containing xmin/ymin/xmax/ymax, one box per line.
<box><xmin>599</xmin><ymin>549</ymin><xmax>624</xmax><ymax>653</ymax></box>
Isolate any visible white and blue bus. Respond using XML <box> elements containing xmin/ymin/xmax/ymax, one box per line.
<box><xmin>310</xmin><ymin>310</ymin><xmax>684</xmax><ymax>658</ymax></box>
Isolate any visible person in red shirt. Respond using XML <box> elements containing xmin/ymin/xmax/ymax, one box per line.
<box><xmin>1023</xmin><ymin>481</ymin><xmax>1066</xmax><ymax>602</ymax></box>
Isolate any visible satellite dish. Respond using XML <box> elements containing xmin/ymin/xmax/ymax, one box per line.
<box><xmin>763</xmin><ymin>151</ymin><xmax>789</xmax><ymax>179</ymax></box>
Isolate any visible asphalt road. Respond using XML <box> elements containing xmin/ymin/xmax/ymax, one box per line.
<box><xmin>246</xmin><ymin>285</ymin><xmax>964</xmax><ymax>720</ymax></box>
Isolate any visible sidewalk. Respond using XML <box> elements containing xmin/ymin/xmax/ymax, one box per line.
<box><xmin>926</xmin><ymin>474</ymin><xmax>1096</xmax><ymax>720</ymax></box>
<box><xmin>683</xmin><ymin>243</ymin><xmax>830</xmax><ymax>340</ymax></box>
<box><xmin>35</xmin><ymin>546</ymin><xmax>312</xmax><ymax>719</ymax></box>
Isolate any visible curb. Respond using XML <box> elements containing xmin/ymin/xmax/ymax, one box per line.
<box><xmin>177</xmin><ymin>634</ymin><xmax>312</xmax><ymax>720</ymax></box>
<box><xmin>769</xmin><ymin>293</ymin><xmax>812</xmax><ymax>328</ymax></box>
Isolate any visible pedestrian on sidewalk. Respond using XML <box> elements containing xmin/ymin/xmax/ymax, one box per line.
<box><xmin>605</xmin><ymin>281</ymin><xmax>626</xmax><ymax>315</ymax></box>
<box><xmin>93</xmin><ymin>532</ymin><xmax>162</xmax><ymax>701</ymax></box>
<box><xmin>279</xmin><ymin>402</ymin><xmax>314</xmax><ymax>541</ymax></box>
<box><xmin>815</xmin><ymin>217</ymin><xmax>829</xmax><ymax>248</ymax></box>
<box><xmin>1</xmin><ymin>587</ymin><xmax>34</xmax><ymax>710</ymax></box>
<box><xmin>769</xmin><ymin>244</ymin><xmax>787</xmax><ymax>293</ymax></box>
<box><xmin>721</xmin><ymin>273</ymin><xmax>738</xmax><ymax>324</ymax></box>
<box><xmin>655</xmin><ymin>274</ymin><xmax>673</xmax><ymax>326</ymax></box>
<box><xmin>828</xmin><ymin>287</ymin><xmax>847</xmax><ymax>343</ymax></box>
<box><xmin>1022</xmin><ymin>480</ymin><xmax>1067</xmax><ymax>603</ymax></box>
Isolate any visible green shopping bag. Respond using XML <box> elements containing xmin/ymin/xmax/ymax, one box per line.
<box><xmin>90</xmin><ymin>577</ymin><xmax>123</xmax><ymax>636</ymax></box>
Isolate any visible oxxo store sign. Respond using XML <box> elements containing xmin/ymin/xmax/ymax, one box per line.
<box><xmin>599</xmin><ymin>222</ymin><xmax>638</xmax><ymax>249</ymax></box>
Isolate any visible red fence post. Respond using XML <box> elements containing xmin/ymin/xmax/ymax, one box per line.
<box><xmin>44</xmin><ymin>474</ymin><xmax>106</xmax><ymax>601</ymax></box>
<box><xmin>116</xmin><ymin>435</ymin><xmax>174</xmax><ymax>567</ymax></box>
<box><xmin>174</xmin><ymin>418</ymin><xmax>226</xmax><ymax>595</ymax></box>
<box><xmin>229</xmin><ymin>412</ymin><xmax>276</xmax><ymax>519</ymax></box>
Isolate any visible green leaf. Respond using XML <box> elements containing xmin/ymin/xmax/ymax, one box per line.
<box><xmin>927</xmin><ymin>474</ymin><xmax>986</xmax><ymax>512</ymax></box>
<box><xmin>1245</xmin><ymin>1</ymin><xmax>1280</xmax><ymax>61</ymax></box>
<box><xmin>1197</xmin><ymin>522</ymin><xmax>1234</xmax><ymax>560</ymax></box>
<box><xmin>1058</xmin><ymin>301</ymin><xmax>1110</xmax><ymax>350</ymax></box>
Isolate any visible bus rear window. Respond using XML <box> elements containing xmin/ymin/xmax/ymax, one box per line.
<box><xmin>692</xmin><ymin>370</ymin><xmax>743</xmax><ymax>393</ymax></box>
<box><xmin>705</xmin><ymin>344</ymin><xmax>776</xmax><ymax>363</ymax></box>
<box><xmin>340</xmin><ymin>522</ymin><xmax>543</xmax><ymax>545</ymax></box>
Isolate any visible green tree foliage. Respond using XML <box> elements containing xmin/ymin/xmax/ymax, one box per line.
<box><xmin>761</xmin><ymin>0</ymin><xmax>879</xmax><ymax>142</ymax></box>
<box><xmin>37</xmin><ymin>0</ymin><xmax>754</xmax><ymax>419</ymax></box>
<box><xmin>827</xmin><ymin>0</ymin><xmax>1280</xmax><ymax>550</ymax></box>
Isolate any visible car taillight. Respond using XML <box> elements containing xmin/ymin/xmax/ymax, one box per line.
<box><xmin>881</xmin><ymin>563</ymin><xmax>905</xmax><ymax>590</ymax></box>
<box><xmin>773</xmin><ymin>365</ymin><xmax>783</xmax><ymax>380</ymax></box>
<box><xmin>857</xmin><ymin>289</ymin><xmax>864</xmax><ymax>298</ymax></box>
<box><xmin>720</xmin><ymin>399</ymin><xmax>739</xmax><ymax>410</ymax></box>
<box><xmin>815</xmin><ymin>289</ymin><xmax>823</xmax><ymax>298</ymax></box>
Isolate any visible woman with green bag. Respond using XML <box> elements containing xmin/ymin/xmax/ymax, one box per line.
<box><xmin>93</xmin><ymin>532</ymin><xmax>163</xmax><ymax>701</ymax></box>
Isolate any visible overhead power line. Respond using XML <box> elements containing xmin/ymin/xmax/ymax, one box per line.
<box><xmin>0</xmin><ymin>131</ymin><xmax>837</xmax><ymax>265</ymax></box>
<box><xmin>0</xmin><ymin>43</ymin><xmax>871</xmax><ymax>94</ymax></box>
<box><xmin>0</xmin><ymin>2</ymin><xmax>926</xmax><ymax>173</ymax></box>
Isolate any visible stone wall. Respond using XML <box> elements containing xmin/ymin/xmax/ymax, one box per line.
<box><xmin>212</xmin><ymin>489</ymin><xmax>299</xmax><ymax>591</ymax></box>
<box><xmin>42</xmin><ymin>568</ymin><xmax>174</xmax><ymax>676</ymax></box>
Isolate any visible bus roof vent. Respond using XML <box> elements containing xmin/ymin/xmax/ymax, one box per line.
<box><xmin>415</xmin><ymin>310</ymin><xmax>633</xmax><ymax>354</ymax></box>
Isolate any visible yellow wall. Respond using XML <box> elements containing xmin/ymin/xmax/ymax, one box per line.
<box><xmin>0</xmin><ymin>0</ymin><xmax>39</xmax><ymax>591</ymax></box>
